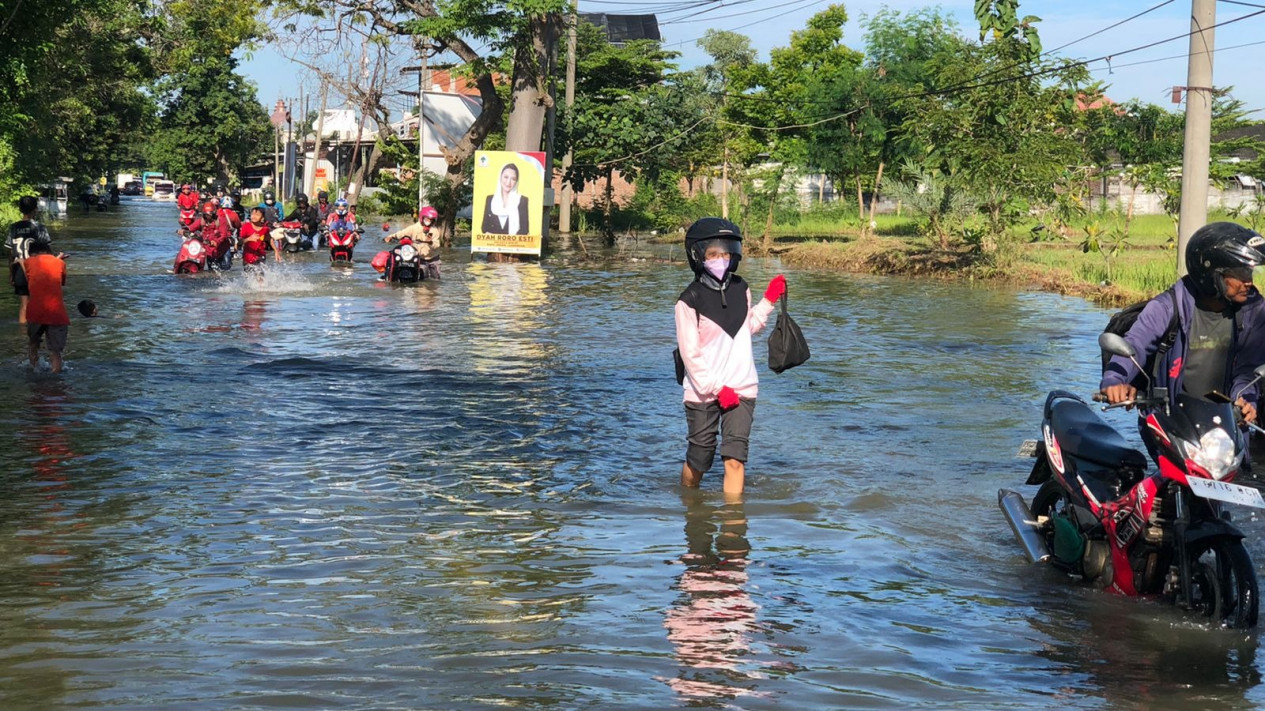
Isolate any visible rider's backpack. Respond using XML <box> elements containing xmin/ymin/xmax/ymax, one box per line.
<box><xmin>1100</xmin><ymin>288</ymin><xmax>1179</xmax><ymax>383</ymax></box>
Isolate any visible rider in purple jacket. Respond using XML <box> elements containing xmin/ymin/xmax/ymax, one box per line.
<box><xmin>1102</xmin><ymin>222</ymin><xmax>1265</xmax><ymax>423</ymax></box>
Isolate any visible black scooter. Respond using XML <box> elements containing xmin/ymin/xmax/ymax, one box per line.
<box><xmin>1000</xmin><ymin>332</ymin><xmax>1265</xmax><ymax>628</ymax></box>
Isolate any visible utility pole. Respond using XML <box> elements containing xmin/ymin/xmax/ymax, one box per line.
<box><xmin>559</xmin><ymin>1</ymin><xmax>578</xmax><ymax>234</ymax></box>
<box><xmin>402</xmin><ymin>38</ymin><xmax>432</xmax><ymax>214</ymax></box>
<box><xmin>1177</xmin><ymin>0</ymin><xmax>1215</xmax><ymax>276</ymax></box>
<box><xmin>306</xmin><ymin>87</ymin><xmax>329</xmax><ymax>199</ymax></box>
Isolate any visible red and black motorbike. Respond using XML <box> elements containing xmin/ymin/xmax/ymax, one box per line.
<box><xmin>1000</xmin><ymin>332</ymin><xmax>1265</xmax><ymax>628</ymax></box>
<box><xmin>178</xmin><ymin>208</ymin><xmax>197</xmax><ymax>231</ymax></box>
<box><xmin>328</xmin><ymin>224</ymin><xmax>363</xmax><ymax>263</ymax></box>
<box><xmin>381</xmin><ymin>237</ymin><xmax>431</xmax><ymax>283</ymax></box>
<box><xmin>174</xmin><ymin>229</ymin><xmax>208</xmax><ymax>274</ymax></box>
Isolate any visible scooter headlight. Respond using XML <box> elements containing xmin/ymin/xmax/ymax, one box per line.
<box><xmin>187</xmin><ymin>241</ymin><xmax>203</xmax><ymax>256</ymax></box>
<box><xmin>1191</xmin><ymin>428</ymin><xmax>1240</xmax><ymax>480</ymax></box>
<box><xmin>399</xmin><ymin>245</ymin><xmax>417</xmax><ymax>261</ymax></box>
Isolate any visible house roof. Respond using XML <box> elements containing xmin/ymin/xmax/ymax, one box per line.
<box><xmin>579</xmin><ymin>13</ymin><xmax>661</xmax><ymax>45</ymax></box>
<box><xmin>1214</xmin><ymin>124</ymin><xmax>1265</xmax><ymax>161</ymax></box>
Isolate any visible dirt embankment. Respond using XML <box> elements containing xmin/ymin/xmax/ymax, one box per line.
<box><xmin>776</xmin><ymin>239</ymin><xmax>1146</xmax><ymax>307</ymax></box>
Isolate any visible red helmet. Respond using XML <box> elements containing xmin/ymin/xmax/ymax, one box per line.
<box><xmin>420</xmin><ymin>206</ymin><xmax>438</xmax><ymax>221</ymax></box>
<box><xmin>201</xmin><ymin>200</ymin><xmax>217</xmax><ymax>214</ymax></box>
<box><xmin>180</xmin><ymin>183</ymin><xmax>191</xmax><ymax>191</ymax></box>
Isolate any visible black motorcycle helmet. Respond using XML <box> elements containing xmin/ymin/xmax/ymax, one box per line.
<box><xmin>684</xmin><ymin>217</ymin><xmax>743</xmax><ymax>280</ymax></box>
<box><xmin>317</xmin><ymin>190</ymin><xmax>329</xmax><ymax>204</ymax></box>
<box><xmin>296</xmin><ymin>193</ymin><xmax>309</xmax><ymax>207</ymax></box>
<box><xmin>1186</xmin><ymin>222</ymin><xmax>1265</xmax><ymax>300</ymax></box>
<box><xmin>263</xmin><ymin>189</ymin><xmax>276</xmax><ymax>205</ymax></box>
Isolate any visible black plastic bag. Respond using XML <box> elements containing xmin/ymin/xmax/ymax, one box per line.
<box><xmin>767</xmin><ymin>292</ymin><xmax>809</xmax><ymax>373</ymax></box>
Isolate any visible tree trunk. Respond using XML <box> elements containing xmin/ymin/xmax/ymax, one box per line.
<box><xmin>854</xmin><ymin>174</ymin><xmax>864</xmax><ymax>223</ymax></box>
<box><xmin>603</xmin><ymin>168</ymin><xmax>614</xmax><ymax>245</ymax></box>
<box><xmin>721</xmin><ymin>142</ymin><xmax>729</xmax><ymax>220</ymax></box>
<box><xmin>761</xmin><ymin>167</ymin><xmax>783</xmax><ymax>252</ymax></box>
<box><xmin>505</xmin><ymin>15</ymin><xmax>560</xmax><ymax>152</ymax></box>
<box><xmin>866</xmin><ymin>161</ymin><xmax>885</xmax><ymax>233</ymax></box>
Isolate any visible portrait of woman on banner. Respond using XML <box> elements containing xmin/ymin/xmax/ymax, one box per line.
<box><xmin>481</xmin><ymin>163</ymin><xmax>530</xmax><ymax>235</ymax></box>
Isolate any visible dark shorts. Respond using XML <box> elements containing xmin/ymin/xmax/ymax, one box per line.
<box><xmin>11</xmin><ymin>263</ymin><xmax>27</xmax><ymax>296</ymax></box>
<box><xmin>28</xmin><ymin>324</ymin><xmax>68</xmax><ymax>353</ymax></box>
<box><xmin>684</xmin><ymin>397</ymin><xmax>756</xmax><ymax>472</ymax></box>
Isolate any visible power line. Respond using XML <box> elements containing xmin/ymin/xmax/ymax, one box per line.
<box><xmin>1044</xmin><ymin>0</ymin><xmax>1175</xmax><ymax>55</ymax></box>
<box><xmin>664</xmin><ymin>0</ymin><xmax>827</xmax><ymax>46</ymax></box>
<box><xmin>578</xmin><ymin>7</ymin><xmax>1265</xmax><ymax>164</ymax></box>
<box><xmin>1098</xmin><ymin>37</ymin><xmax>1265</xmax><ymax>70</ymax></box>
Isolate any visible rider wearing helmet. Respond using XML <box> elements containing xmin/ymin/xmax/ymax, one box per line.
<box><xmin>211</xmin><ymin>196</ymin><xmax>242</xmax><ymax>269</ymax></box>
<box><xmin>284</xmin><ymin>193</ymin><xmax>322</xmax><ymax>244</ymax></box>
<box><xmin>1103</xmin><ymin>222</ymin><xmax>1265</xmax><ymax>424</ymax></box>
<box><xmin>257</xmin><ymin>190</ymin><xmax>284</xmax><ymax>225</ymax></box>
<box><xmin>675</xmin><ymin>217</ymin><xmax>786</xmax><ymax>495</ymax></box>
<box><xmin>326</xmin><ymin>197</ymin><xmax>355</xmax><ymax>227</ymax></box>
<box><xmin>177</xmin><ymin>183</ymin><xmax>200</xmax><ymax>211</ymax></box>
<box><xmin>315</xmin><ymin>191</ymin><xmax>332</xmax><ymax>222</ymax></box>
<box><xmin>383</xmin><ymin>205</ymin><xmax>441</xmax><ymax>279</ymax></box>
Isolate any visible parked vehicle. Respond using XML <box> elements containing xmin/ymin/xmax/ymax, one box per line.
<box><xmin>1000</xmin><ymin>332</ymin><xmax>1265</xmax><ymax>629</ymax></box>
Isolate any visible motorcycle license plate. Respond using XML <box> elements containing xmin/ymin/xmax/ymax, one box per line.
<box><xmin>1016</xmin><ymin>439</ymin><xmax>1039</xmax><ymax>458</ymax></box>
<box><xmin>1187</xmin><ymin>477</ymin><xmax>1265</xmax><ymax>509</ymax></box>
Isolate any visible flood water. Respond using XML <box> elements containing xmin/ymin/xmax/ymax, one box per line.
<box><xmin>1</xmin><ymin>198</ymin><xmax>1263</xmax><ymax>709</ymax></box>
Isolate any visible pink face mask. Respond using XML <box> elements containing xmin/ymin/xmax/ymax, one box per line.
<box><xmin>704</xmin><ymin>256</ymin><xmax>729</xmax><ymax>281</ymax></box>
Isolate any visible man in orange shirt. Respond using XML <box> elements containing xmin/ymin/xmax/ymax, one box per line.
<box><xmin>24</xmin><ymin>240</ymin><xmax>69</xmax><ymax>373</ymax></box>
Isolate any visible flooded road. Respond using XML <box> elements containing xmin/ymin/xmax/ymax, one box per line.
<box><xmin>0</xmin><ymin>198</ymin><xmax>1262</xmax><ymax>709</ymax></box>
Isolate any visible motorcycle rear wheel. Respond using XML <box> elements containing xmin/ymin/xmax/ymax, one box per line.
<box><xmin>1031</xmin><ymin>480</ymin><xmax>1070</xmax><ymax>554</ymax></box>
<box><xmin>1186</xmin><ymin>538</ymin><xmax>1258</xmax><ymax>629</ymax></box>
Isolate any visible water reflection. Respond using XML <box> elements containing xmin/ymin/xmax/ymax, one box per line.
<box><xmin>663</xmin><ymin>492</ymin><xmax>771</xmax><ymax>703</ymax></box>
<box><xmin>1031</xmin><ymin>596</ymin><xmax>1262</xmax><ymax>710</ymax></box>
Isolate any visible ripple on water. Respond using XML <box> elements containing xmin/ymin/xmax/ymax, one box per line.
<box><xmin>0</xmin><ymin>211</ymin><xmax>1261</xmax><ymax>709</ymax></box>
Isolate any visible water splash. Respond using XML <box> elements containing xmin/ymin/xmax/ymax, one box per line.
<box><xmin>211</xmin><ymin>263</ymin><xmax>316</xmax><ymax>294</ymax></box>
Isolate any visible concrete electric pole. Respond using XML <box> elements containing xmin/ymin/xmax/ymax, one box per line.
<box><xmin>1177</xmin><ymin>0</ymin><xmax>1215</xmax><ymax>276</ymax></box>
<box><xmin>559</xmin><ymin>1</ymin><xmax>578</xmax><ymax>234</ymax></box>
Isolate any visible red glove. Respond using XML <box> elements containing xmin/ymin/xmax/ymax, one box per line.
<box><xmin>764</xmin><ymin>274</ymin><xmax>786</xmax><ymax>303</ymax></box>
<box><xmin>717</xmin><ymin>386</ymin><xmax>740</xmax><ymax>410</ymax></box>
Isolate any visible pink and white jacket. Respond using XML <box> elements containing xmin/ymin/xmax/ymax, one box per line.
<box><xmin>675</xmin><ymin>275</ymin><xmax>775</xmax><ymax>403</ymax></box>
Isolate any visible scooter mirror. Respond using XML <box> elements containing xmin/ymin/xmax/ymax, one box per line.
<box><xmin>1255</xmin><ymin>364</ymin><xmax>1265</xmax><ymax>379</ymax></box>
<box><xmin>1098</xmin><ymin>332</ymin><xmax>1137</xmax><ymax>359</ymax></box>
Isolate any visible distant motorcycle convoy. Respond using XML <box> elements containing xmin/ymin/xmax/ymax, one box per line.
<box><xmin>171</xmin><ymin>185</ymin><xmax>439</xmax><ymax>284</ymax></box>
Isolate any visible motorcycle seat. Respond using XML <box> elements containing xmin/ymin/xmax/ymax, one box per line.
<box><xmin>1048</xmin><ymin>398</ymin><xmax>1148</xmax><ymax>470</ymax></box>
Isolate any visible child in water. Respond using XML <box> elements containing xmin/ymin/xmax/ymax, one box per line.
<box><xmin>675</xmin><ymin>217</ymin><xmax>786</xmax><ymax>496</ymax></box>
<box><xmin>239</xmin><ymin>207</ymin><xmax>275</xmax><ymax>268</ymax></box>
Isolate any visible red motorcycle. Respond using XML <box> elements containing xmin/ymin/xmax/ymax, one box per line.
<box><xmin>174</xmin><ymin>230</ymin><xmax>208</xmax><ymax>274</ymax></box>
<box><xmin>178</xmin><ymin>208</ymin><xmax>197</xmax><ymax>231</ymax></box>
<box><xmin>328</xmin><ymin>225</ymin><xmax>363</xmax><ymax>263</ymax></box>
<box><xmin>1000</xmin><ymin>332</ymin><xmax>1265</xmax><ymax>628</ymax></box>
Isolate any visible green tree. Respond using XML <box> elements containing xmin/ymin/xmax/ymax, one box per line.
<box><xmin>0</xmin><ymin>0</ymin><xmax>156</xmax><ymax>191</ymax></box>
<box><xmin>561</xmin><ymin>23</ymin><xmax>684</xmax><ymax>240</ymax></box>
<box><xmin>899</xmin><ymin>8</ymin><xmax>1089</xmax><ymax>262</ymax></box>
<box><xmin>148</xmin><ymin>55</ymin><xmax>273</xmax><ymax>184</ymax></box>
<box><xmin>727</xmin><ymin>4</ymin><xmax>860</xmax><ymax>248</ymax></box>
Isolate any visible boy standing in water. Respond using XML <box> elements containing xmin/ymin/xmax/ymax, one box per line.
<box><xmin>675</xmin><ymin>218</ymin><xmax>786</xmax><ymax>495</ymax></box>
<box><xmin>24</xmin><ymin>241</ymin><xmax>69</xmax><ymax>373</ymax></box>
<box><xmin>6</xmin><ymin>195</ymin><xmax>56</xmax><ymax>323</ymax></box>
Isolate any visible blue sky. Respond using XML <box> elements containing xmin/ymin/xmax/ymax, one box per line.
<box><xmin>240</xmin><ymin>1</ymin><xmax>1265</xmax><ymax>121</ymax></box>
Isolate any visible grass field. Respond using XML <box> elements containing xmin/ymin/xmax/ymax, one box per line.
<box><xmin>772</xmin><ymin>210</ymin><xmax>1261</xmax><ymax>303</ymax></box>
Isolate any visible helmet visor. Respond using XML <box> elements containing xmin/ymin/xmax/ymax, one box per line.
<box><xmin>696</xmin><ymin>238</ymin><xmax>742</xmax><ymax>260</ymax></box>
<box><xmin>1222</xmin><ymin>265</ymin><xmax>1265</xmax><ymax>285</ymax></box>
